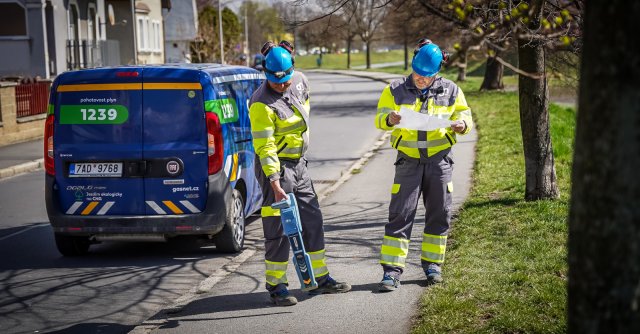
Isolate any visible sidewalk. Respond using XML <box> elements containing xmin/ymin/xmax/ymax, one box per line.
<box><xmin>134</xmin><ymin>132</ymin><xmax>477</xmax><ymax>334</ymax></box>
<box><xmin>0</xmin><ymin>139</ymin><xmax>44</xmax><ymax>179</ymax></box>
<box><xmin>131</xmin><ymin>70</ymin><xmax>478</xmax><ymax>333</ymax></box>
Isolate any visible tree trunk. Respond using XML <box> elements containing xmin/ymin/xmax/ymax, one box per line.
<box><xmin>457</xmin><ymin>49</ymin><xmax>467</xmax><ymax>82</ymax></box>
<box><xmin>347</xmin><ymin>36</ymin><xmax>352</xmax><ymax>69</ymax></box>
<box><xmin>366</xmin><ymin>40</ymin><xmax>371</xmax><ymax>69</ymax></box>
<box><xmin>569</xmin><ymin>0</ymin><xmax>640</xmax><ymax>332</ymax></box>
<box><xmin>517</xmin><ymin>38</ymin><xmax>558</xmax><ymax>200</ymax></box>
<box><xmin>404</xmin><ymin>35</ymin><xmax>408</xmax><ymax>71</ymax></box>
<box><xmin>480</xmin><ymin>50</ymin><xmax>504</xmax><ymax>90</ymax></box>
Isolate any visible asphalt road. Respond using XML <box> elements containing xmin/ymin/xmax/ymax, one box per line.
<box><xmin>0</xmin><ymin>72</ymin><xmax>388</xmax><ymax>334</ymax></box>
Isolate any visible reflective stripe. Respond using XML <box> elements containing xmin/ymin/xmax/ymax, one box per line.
<box><xmin>308</xmin><ymin>250</ymin><xmax>329</xmax><ymax>278</ymax></box>
<box><xmin>261</xmin><ymin>206</ymin><xmax>281</xmax><ymax>217</ymax></box>
<box><xmin>81</xmin><ymin>201</ymin><xmax>99</xmax><ymax>215</ymax></box>
<box><xmin>57</xmin><ymin>83</ymin><xmax>142</xmax><ymax>92</ymax></box>
<box><xmin>447</xmin><ymin>182</ymin><xmax>453</xmax><ymax>193</ymax></box>
<box><xmin>144</xmin><ymin>82</ymin><xmax>202</xmax><ymax>90</ymax></box>
<box><xmin>265</xmin><ymin>260</ymin><xmax>288</xmax><ymax>286</ymax></box>
<box><xmin>380</xmin><ymin>236</ymin><xmax>409</xmax><ymax>267</ymax></box>
<box><xmin>211</xmin><ymin>72</ymin><xmax>265</xmax><ymax>84</ymax></box>
<box><xmin>66</xmin><ymin>201</ymin><xmax>83</xmax><ymax>215</ymax></box>
<box><xmin>380</xmin><ymin>254</ymin><xmax>407</xmax><ymax>267</ymax></box>
<box><xmin>260</xmin><ymin>155</ymin><xmax>279</xmax><ymax>167</ymax></box>
<box><xmin>180</xmin><ymin>200</ymin><xmax>201</xmax><ymax>213</ymax></box>
<box><xmin>376</xmin><ymin>108</ymin><xmax>393</xmax><ymax>128</ymax></box>
<box><xmin>458</xmin><ymin>109</ymin><xmax>472</xmax><ymax>117</ymax></box>
<box><xmin>146</xmin><ymin>201</ymin><xmax>167</xmax><ymax>214</ymax></box>
<box><xmin>96</xmin><ymin>201</ymin><xmax>115</xmax><ymax>215</ymax></box>
<box><xmin>421</xmin><ymin>251</ymin><xmax>446</xmax><ymax>263</ymax></box>
<box><xmin>163</xmin><ymin>201</ymin><xmax>184</xmax><ymax>214</ymax></box>
<box><xmin>391</xmin><ymin>183</ymin><xmax>400</xmax><ymax>194</ymax></box>
<box><xmin>390</xmin><ymin>136</ymin><xmax>451</xmax><ymax>149</ymax></box>
<box><xmin>421</xmin><ymin>234</ymin><xmax>447</xmax><ymax>264</ymax></box>
<box><xmin>279</xmin><ymin>146</ymin><xmax>303</xmax><ymax>155</ymax></box>
<box><xmin>423</xmin><ymin>234</ymin><xmax>447</xmax><ymax>246</ymax></box>
<box><xmin>276</xmin><ymin>120</ymin><xmax>305</xmax><ymax>134</ymax></box>
<box><xmin>252</xmin><ymin>129</ymin><xmax>274</xmax><ymax>139</ymax></box>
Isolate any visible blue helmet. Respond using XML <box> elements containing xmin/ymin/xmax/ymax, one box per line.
<box><xmin>264</xmin><ymin>46</ymin><xmax>295</xmax><ymax>83</ymax></box>
<box><xmin>412</xmin><ymin>42</ymin><xmax>444</xmax><ymax>77</ymax></box>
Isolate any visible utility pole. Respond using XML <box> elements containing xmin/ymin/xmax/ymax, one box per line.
<box><xmin>244</xmin><ymin>4</ymin><xmax>249</xmax><ymax>66</ymax></box>
<box><xmin>218</xmin><ymin>0</ymin><xmax>224</xmax><ymax>64</ymax></box>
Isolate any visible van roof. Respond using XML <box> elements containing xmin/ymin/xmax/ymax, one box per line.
<box><xmin>54</xmin><ymin>64</ymin><xmax>264</xmax><ymax>87</ymax></box>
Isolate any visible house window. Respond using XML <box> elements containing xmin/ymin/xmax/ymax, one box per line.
<box><xmin>136</xmin><ymin>16</ymin><xmax>151</xmax><ymax>52</ymax></box>
<box><xmin>0</xmin><ymin>3</ymin><xmax>27</xmax><ymax>36</ymax></box>
<box><xmin>152</xmin><ymin>20</ymin><xmax>161</xmax><ymax>52</ymax></box>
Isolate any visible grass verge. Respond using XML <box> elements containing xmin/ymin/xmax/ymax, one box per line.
<box><xmin>410</xmin><ymin>79</ymin><xmax>575</xmax><ymax>333</ymax></box>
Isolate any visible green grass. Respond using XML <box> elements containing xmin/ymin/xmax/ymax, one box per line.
<box><xmin>296</xmin><ymin>50</ymin><xmax>405</xmax><ymax>69</ymax></box>
<box><xmin>410</xmin><ymin>81</ymin><xmax>575</xmax><ymax>333</ymax></box>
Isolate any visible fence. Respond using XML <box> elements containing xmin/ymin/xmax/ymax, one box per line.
<box><xmin>15</xmin><ymin>82</ymin><xmax>50</xmax><ymax>118</ymax></box>
<box><xmin>66</xmin><ymin>40</ymin><xmax>102</xmax><ymax>70</ymax></box>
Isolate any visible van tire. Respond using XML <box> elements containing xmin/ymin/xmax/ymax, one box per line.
<box><xmin>214</xmin><ymin>189</ymin><xmax>245</xmax><ymax>253</ymax></box>
<box><xmin>54</xmin><ymin>233</ymin><xmax>90</xmax><ymax>256</ymax></box>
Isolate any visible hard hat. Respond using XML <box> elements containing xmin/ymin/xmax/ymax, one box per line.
<box><xmin>412</xmin><ymin>42</ymin><xmax>444</xmax><ymax>77</ymax></box>
<box><xmin>264</xmin><ymin>46</ymin><xmax>295</xmax><ymax>83</ymax></box>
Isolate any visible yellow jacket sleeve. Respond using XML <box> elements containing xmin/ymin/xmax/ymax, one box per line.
<box><xmin>249</xmin><ymin>102</ymin><xmax>280</xmax><ymax>181</ymax></box>
<box><xmin>375</xmin><ymin>86</ymin><xmax>396</xmax><ymax>131</ymax></box>
<box><xmin>450</xmin><ymin>89</ymin><xmax>473</xmax><ymax>135</ymax></box>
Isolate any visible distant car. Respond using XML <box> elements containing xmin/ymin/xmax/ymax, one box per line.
<box><xmin>45</xmin><ymin>64</ymin><xmax>266</xmax><ymax>256</ymax></box>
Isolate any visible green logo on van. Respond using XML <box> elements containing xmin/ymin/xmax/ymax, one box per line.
<box><xmin>60</xmin><ymin>105</ymin><xmax>129</xmax><ymax>124</ymax></box>
<box><xmin>205</xmin><ymin>98</ymin><xmax>238</xmax><ymax>124</ymax></box>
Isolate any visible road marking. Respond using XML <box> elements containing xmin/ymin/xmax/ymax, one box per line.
<box><xmin>317</xmin><ymin>131</ymin><xmax>391</xmax><ymax>203</ymax></box>
<box><xmin>0</xmin><ymin>223</ymin><xmax>48</xmax><ymax>241</ymax></box>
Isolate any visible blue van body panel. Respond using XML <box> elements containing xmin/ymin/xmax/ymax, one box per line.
<box><xmin>45</xmin><ymin>64</ymin><xmax>265</xmax><ymax>237</ymax></box>
<box><xmin>141</xmin><ymin>67</ymin><xmax>208</xmax><ymax>215</ymax></box>
<box><xmin>53</xmin><ymin>67</ymin><xmax>146</xmax><ymax>215</ymax></box>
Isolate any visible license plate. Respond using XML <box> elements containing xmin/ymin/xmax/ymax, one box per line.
<box><xmin>69</xmin><ymin>162</ymin><xmax>123</xmax><ymax>177</ymax></box>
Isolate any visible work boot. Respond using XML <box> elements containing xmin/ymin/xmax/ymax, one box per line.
<box><xmin>378</xmin><ymin>274</ymin><xmax>401</xmax><ymax>292</ymax></box>
<box><xmin>270</xmin><ymin>288</ymin><xmax>298</xmax><ymax>306</ymax></box>
<box><xmin>425</xmin><ymin>263</ymin><xmax>443</xmax><ymax>285</ymax></box>
<box><xmin>308</xmin><ymin>276</ymin><xmax>351</xmax><ymax>295</ymax></box>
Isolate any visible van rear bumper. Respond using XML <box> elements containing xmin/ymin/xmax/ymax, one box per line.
<box><xmin>45</xmin><ymin>172</ymin><xmax>233</xmax><ymax>237</ymax></box>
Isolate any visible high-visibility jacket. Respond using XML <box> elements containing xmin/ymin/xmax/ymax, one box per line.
<box><xmin>249</xmin><ymin>72</ymin><xmax>311</xmax><ymax>181</ymax></box>
<box><xmin>375</xmin><ymin>75</ymin><xmax>473</xmax><ymax>158</ymax></box>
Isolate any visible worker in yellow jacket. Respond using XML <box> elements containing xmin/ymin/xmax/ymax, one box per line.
<box><xmin>375</xmin><ymin>39</ymin><xmax>473</xmax><ymax>291</ymax></box>
<box><xmin>249</xmin><ymin>41</ymin><xmax>351</xmax><ymax>306</ymax></box>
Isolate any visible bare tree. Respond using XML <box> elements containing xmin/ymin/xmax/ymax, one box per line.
<box><xmin>568</xmin><ymin>0</ymin><xmax>640</xmax><ymax>332</ymax></box>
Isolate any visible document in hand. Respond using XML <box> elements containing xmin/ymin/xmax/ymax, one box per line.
<box><xmin>397</xmin><ymin>107</ymin><xmax>454</xmax><ymax>131</ymax></box>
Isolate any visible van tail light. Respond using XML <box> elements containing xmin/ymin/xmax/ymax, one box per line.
<box><xmin>206</xmin><ymin>112</ymin><xmax>223</xmax><ymax>175</ymax></box>
<box><xmin>44</xmin><ymin>115</ymin><xmax>55</xmax><ymax>175</ymax></box>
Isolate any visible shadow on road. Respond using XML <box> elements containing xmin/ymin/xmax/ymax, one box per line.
<box><xmin>0</xmin><ymin>217</ymin><xmax>261</xmax><ymax>334</ymax></box>
<box><xmin>43</xmin><ymin>322</ymin><xmax>134</xmax><ymax>334</ymax></box>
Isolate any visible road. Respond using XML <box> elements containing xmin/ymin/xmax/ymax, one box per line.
<box><xmin>0</xmin><ymin>72</ymin><xmax>388</xmax><ymax>334</ymax></box>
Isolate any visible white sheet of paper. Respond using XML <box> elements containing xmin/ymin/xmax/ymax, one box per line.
<box><xmin>397</xmin><ymin>107</ymin><xmax>454</xmax><ymax>131</ymax></box>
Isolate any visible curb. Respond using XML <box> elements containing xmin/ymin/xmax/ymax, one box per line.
<box><xmin>317</xmin><ymin>131</ymin><xmax>390</xmax><ymax>203</ymax></box>
<box><xmin>306</xmin><ymin>69</ymin><xmax>401</xmax><ymax>85</ymax></box>
<box><xmin>0</xmin><ymin>159</ymin><xmax>44</xmax><ymax>180</ymax></box>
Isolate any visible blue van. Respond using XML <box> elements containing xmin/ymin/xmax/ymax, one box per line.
<box><xmin>44</xmin><ymin>64</ymin><xmax>264</xmax><ymax>256</ymax></box>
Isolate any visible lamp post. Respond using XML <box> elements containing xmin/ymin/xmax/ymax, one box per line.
<box><xmin>218</xmin><ymin>0</ymin><xmax>224</xmax><ymax>64</ymax></box>
<box><xmin>244</xmin><ymin>5</ymin><xmax>249</xmax><ymax>66</ymax></box>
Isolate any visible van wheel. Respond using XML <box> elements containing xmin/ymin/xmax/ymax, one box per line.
<box><xmin>214</xmin><ymin>189</ymin><xmax>245</xmax><ymax>253</ymax></box>
<box><xmin>54</xmin><ymin>233</ymin><xmax>90</xmax><ymax>256</ymax></box>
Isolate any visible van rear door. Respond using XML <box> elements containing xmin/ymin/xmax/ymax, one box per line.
<box><xmin>141</xmin><ymin>68</ymin><xmax>208</xmax><ymax>215</ymax></box>
<box><xmin>54</xmin><ymin>68</ymin><xmax>145</xmax><ymax>215</ymax></box>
